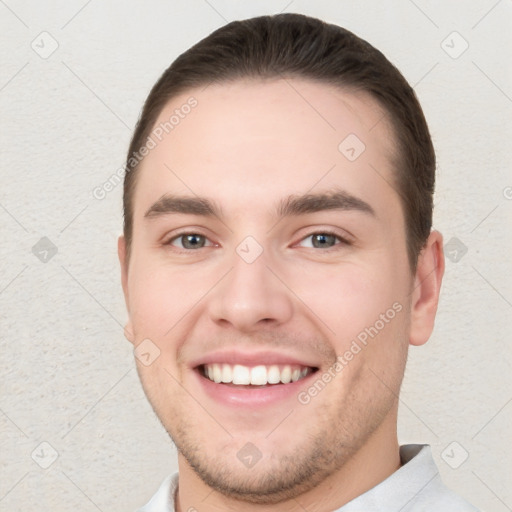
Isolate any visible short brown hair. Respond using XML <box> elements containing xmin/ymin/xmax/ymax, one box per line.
<box><xmin>123</xmin><ymin>13</ymin><xmax>435</xmax><ymax>271</ymax></box>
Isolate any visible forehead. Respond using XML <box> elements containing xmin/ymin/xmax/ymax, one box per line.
<box><xmin>133</xmin><ymin>78</ymin><xmax>400</xmax><ymax>223</ymax></box>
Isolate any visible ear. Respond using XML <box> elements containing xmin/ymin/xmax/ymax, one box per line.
<box><xmin>118</xmin><ymin>235</ymin><xmax>135</xmax><ymax>344</ymax></box>
<box><xmin>409</xmin><ymin>230</ymin><xmax>445</xmax><ymax>346</ymax></box>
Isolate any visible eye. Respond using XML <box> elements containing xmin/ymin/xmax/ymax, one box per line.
<box><xmin>297</xmin><ymin>232</ymin><xmax>348</xmax><ymax>249</ymax></box>
<box><xmin>166</xmin><ymin>233</ymin><xmax>213</xmax><ymax>250</ymax></box>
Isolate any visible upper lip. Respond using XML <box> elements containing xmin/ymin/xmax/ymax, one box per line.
<box><xmin>189</xmin><ymin>349</ymin><xmax>321</xmax><ymax>369</ymax></box>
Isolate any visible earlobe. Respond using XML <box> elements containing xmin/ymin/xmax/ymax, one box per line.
<box><xmin>409</xmin><ymin>230</ymin><xmax>445</xmax><ymax>346</ymax></box>
<box><xmin>124</xmin><ymin>323</ymin><xmax>135</xmax><ymax>344</ymax></box>
<box><xmin>118</xmin><ymin>235</ymin><xmax>135</xmax><ymax>344</ymax></box>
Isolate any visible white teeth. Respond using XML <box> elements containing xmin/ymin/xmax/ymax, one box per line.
<box><xmin>232</xmin><ymin>364</ymin><xmax>251</xmax><ymax>385</ymax></box>
<box><xmin>280</xmin><ymin>366</ymin><xmax>292</xmax><ymax>384</ymax></box>
<box><xmin>212</xmin><ymin>364</ymin><xmax>222</xmax><ymax>383</ymax></box>
<box><xmin>267</xmin><ymin>365</ymin><xmax>281</xmax><ymax>384</ymax></box>
<box><xmin>250</xmin><ymin>365</ymin><xmax>267</xmax><ymax>385</ymax></box>
<box><xmin>203</xmin><ymin>363</ymin><xmax>312</xmax><ymax>386</ymax></box>
<box><xmin>221</xmin><ymin>364</ymin><xmax>232</xmax><ymax>383</ymax></box>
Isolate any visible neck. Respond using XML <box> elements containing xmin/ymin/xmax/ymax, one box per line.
<box><xmin>175</xmin><ymin>412</ymin><xmax>401</xmax><ymax>512</ymax></box>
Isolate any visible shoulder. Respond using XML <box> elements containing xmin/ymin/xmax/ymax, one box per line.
<box><xmin>410</xmin><ymin>478</ymin><xmax>481</xmax><ymax>511</ymax></box>
<box><xmin>399</xmin><ymin>445</ymin><xmax>480</xmax><ymax>512</ymax></box>
<box><xmin>136</xmin><ymin>473</ymin><xmax>178</xmax><ymax>512</ymax></box>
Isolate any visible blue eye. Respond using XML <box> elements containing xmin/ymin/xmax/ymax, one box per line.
<box><xmin>169</xmin><ymin>234</ymin><xmax>210</xmax><ymax>249</ymax></box>
<box><xmin>298</xmin><ymin>232</ymin><xmax>346</xmax><ymax>249</ymax></box>
<box><xmin>164</xmin><ymin>231</ymin><xmax>349</xmax><ymax>252</ymax></box>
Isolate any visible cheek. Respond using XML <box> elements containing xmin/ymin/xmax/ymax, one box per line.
<box><xmin>290</xmin><ymin>261</ymin><xmax>409</xmax><ymax>349</ymax></box>
<box><xmin>127</xmin><ymin>262</ymin><xmax>205</xmax><ymax>339</ymax></box>
<box><xmin>284</xmin><ymin>255</ymin><xmax>408</xmax><ymax>374</ymax></box>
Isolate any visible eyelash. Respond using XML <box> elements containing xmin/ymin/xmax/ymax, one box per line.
<box><xmin>163</xmin><ymin>230</ymin><xmax>352</xmax><ymax>252</ymax></box>
<box><xmin>299</xmin><ymin>230</ymin><xmax>352</xmax><ymax>249</ymax></box>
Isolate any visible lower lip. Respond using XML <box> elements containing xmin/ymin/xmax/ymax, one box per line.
<box><xmin>194</xmin><ymin>369</ymin><xmax>317</xmax><ymax>408</ymax></box>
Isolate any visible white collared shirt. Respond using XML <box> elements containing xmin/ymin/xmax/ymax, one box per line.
<box><xmin>137</xmin><ymin>444</ymin><xmax>479</xmax><ymax>511</ymax></box>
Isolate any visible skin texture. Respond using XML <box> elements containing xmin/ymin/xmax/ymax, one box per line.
<box><xmin>118</xmin><ymin>78</ymin><xmax>444</xmax><ymax>512</ymax></box>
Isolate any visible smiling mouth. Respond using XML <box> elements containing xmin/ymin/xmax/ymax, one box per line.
<box><xmin>198</xmin><ymin>363</ymin><xmax>318</xmax><ymax>386</ymax></box>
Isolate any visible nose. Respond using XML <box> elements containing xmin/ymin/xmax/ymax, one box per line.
<box><xmin>206</xmin><ymin>245</ymin><xmax>294</xmax><ymax>332</ymax></box>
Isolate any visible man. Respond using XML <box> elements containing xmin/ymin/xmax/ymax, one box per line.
<box><xmin>118</xmin><ymin>13</ymin><xmax>479</xmax><ymax>512</ymax></box>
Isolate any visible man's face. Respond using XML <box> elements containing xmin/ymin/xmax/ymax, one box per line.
<box><xmin>120</xmin><ymin>79</ymin><xmax>421</xmax><ymax>501</ymax></box>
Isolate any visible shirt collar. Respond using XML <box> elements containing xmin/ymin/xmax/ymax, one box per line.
<box><xmin>140</xmin><ymin>444</ymin><xmax>440</xmax><ymax>512</ymax></box>
<box><xmin>338</xmin><ymin>444</ymin><xmax>440</xmax><ymax>511</ymax></box>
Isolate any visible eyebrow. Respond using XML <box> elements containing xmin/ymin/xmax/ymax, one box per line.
<box><xmin>144</xmin><ymin>189</ymin><xmax>375</xmax><ymax>220</ymax></box>
<box><xmin>276</xmin><ymin>190</ymin><xmax>375</xmax><ymax>218</ymax></box>
<box><xmin>144</xmin><ymin>195</ymin><xmax>221</xmax><ymax>218</ymax></box>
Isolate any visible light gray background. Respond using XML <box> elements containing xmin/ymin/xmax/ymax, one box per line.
<box><xmin>1</xmin><ymin>1</ymin><xmax>511</xmax><ymax>511</ymax></box>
